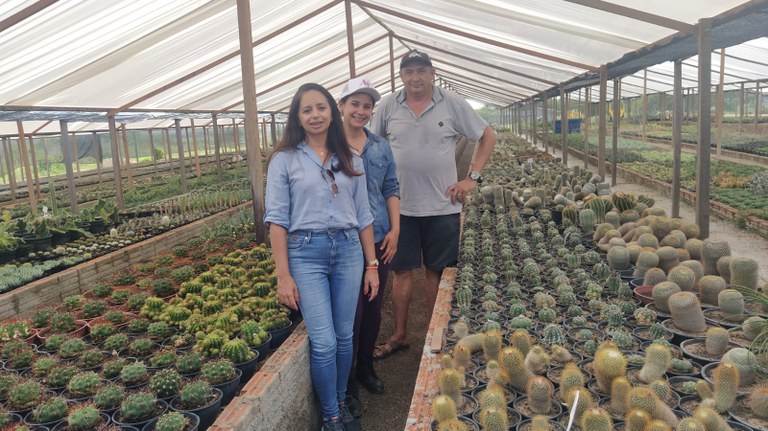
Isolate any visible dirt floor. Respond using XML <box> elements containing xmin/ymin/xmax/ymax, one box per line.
<box><xmin>356</xmin><ymin>268</ymin><xmax>429</xmax><ymax>431</ymax></box>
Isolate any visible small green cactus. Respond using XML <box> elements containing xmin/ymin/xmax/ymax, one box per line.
<box><xmin>594</xmin><ymin>342</ymin><xmax>626</xmax><ymax>394</ymax></box>
<box><xmin>634</xmin><ymin>308</ymin><xmax>657</xmax><ymax>326</ymax></box>
<box><xmin>154</xmin><ymin>411</ymin><xmax>191</xmax><ymax>431</ymax></box>
<box><xmin>526</xmin><ymin>376</ymin><xmax>554</xmax><ymax>414</ymax></box>
<box><xmin>200</xmin><ymin>359</ymin><xmax>236</xmax><ymax>385</ymax></box>
<box><xmin>579</xmin><ymin>407</ymin><xmax>612</xmax><ymax>431</ymax></box>
<box><xmin>639</xmin><ymin>343</ymin><xmax>672</xmax><ymax>383</ymax></box>
<box><xmin>437</xmin><ymin>368</ymin><xmax>463</xmax><ymax>407</ymax></box>
<box><xmin>120</xmin><ymin>362</ymin><xmax>150</xmax><ymax>386</ymax></box>
<box><xmin>67</xmin><ymin>371</ymin><xmax>102</xmax><ymax>398</ymax></box>
<box><xmin>150</xmin><ymin>368</ymin><xmax>182</xmax><ymax>399</ymax></box>
<box><xmin>7</xmin><ymin>379</ymin><xmax>43</xmax><ymax>411</ymax></box>
<box><xmin>59</xmin><ymin>337</ymin><xmax>87</xmax><ymax>359</ymax></box>
<box><xmin>101</xmin><ymin>358</ymin><xmax>127</xmax><ymax>380</ymax></box>
<box><xmin>30</xmin><ymin>395</ymin><xmax>68</xmax><ymax>424</ymax></box>
<box><xmin>93</xmin><ymin>383</ymin><xmax>126</xmax><ymax>411</ymax></box>
<box><xmin>65</xmin><ymin>404</ymin><xmax>103</xmax><ymax>430</ymax></box>
<box><xmin>178</xmin><ymin>380</ymin><xmax>215</xmax><ymax>409</ymax></box>
<box><xmin>713</xmin><ymin>362</ymin><xmax>739</xmax><ymax>413</ymax></box>
<box><xmin>119</xmin><ymin>391</ymin><xmax>157</xmax><ymax>423</ymax></box>
<box><xmin>221</xmin><ymin>338</ymin><xmax>256</xmax><ymax>364</ymax></box>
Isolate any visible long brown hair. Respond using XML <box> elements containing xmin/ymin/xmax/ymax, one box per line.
<box><xmin>269</xmin><ymin>83</ymin><xmax>360</xmax><ymax>176</ymax></box>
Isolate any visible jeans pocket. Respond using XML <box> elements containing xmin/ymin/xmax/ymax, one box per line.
<box><xmin>287</xmin><ymin>233</ymin><xmax>308</xmax><ymax>251</ymax></box>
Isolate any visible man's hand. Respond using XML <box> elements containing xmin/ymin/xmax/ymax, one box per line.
<box><xmin>446</xmin><ymin>178</ymin><xmax>477</xmax><ymax>204</ymax></box>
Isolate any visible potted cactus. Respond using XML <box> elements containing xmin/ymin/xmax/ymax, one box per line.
<box><xmin>220</xmin><ymin>338</ymin><xmax>259</xmax><ymax>382</ymax></box>
<box><xmin>141</xmin><ymin>411</ymin><xmax>199</xmax><ymax>431</ymax></box>
<box><xmin>175</xmin><ymin>352</ymin><xmax>202</xmax><ymax>377</ymax></box>
<box><xmin>100</xmin><ymin>358</ymin><xmax>127</xmax><ymax>381</ymax></box>
<box><xmin>111</xmin><ymin>391</ymin><xmax>167</xmax><ymax>429</ymax></box>
<box><xmin>170</xmin><ymin>380</ymin><xmax>222</xmax><ymax>431</ymax></box>
<box><xmin>238</xmin><ymin>320</ymin><xmax>271</xmax><ymax>361</ymax></box>
<box><xmin>44</xmin><ymin>365</ymin><xmax>77</xmax><ymax>392</ymax></box>
<box><xmin>6</xmin><ymin>379</ymin><xmax>43</xmax><ymax>413</ymax></box>
<box><xmin>92</xmin><ymin>383</ymin><xmax>125</xmax><ymax>413</ymax></box>
<box><xmin>119</xmin><ymin>362</ymin><xmax>150</xmax><ymax>390</ymax></box>
<box><xmin>148</xmin><ymin>349</ymin><xmax>178</xmax><ymax>370</ymax></box>
<box><xmin>25</xmin><ymin>395</ymin><xmax>68</xmax><ymax>428</ymax></box>
<box><xmin>65</xmin><ymin>371</ymin><xmax>102</xmax><ymax>401</ymax></box>
<box><xmin>55</xmin><ymin>404</ymin><xmax>110</xmax><ymax>430</ymax></box>
<box><xmin>149</xmin><ymin>369</ymin><xmax>182</xmax><ymax>400</ymax></box>
<box><xmin>199</xmin><ymin>359</ymin><xmax>241</xmax><ymax>405</ymax></box>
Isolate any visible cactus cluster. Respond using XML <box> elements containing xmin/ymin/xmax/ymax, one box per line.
<box><xmin>150</xmin><ymin>368</ymin><xmax>182</xmax><ymax>399</ymax></box>
<box><xmin>66</xmin><ymin>404</ymin><xmax>103</xmax><ymax>430</ymax></box>
<box><xmin>178</xmin><ymin>380</ymin><xmax>215</xmax><ymax>409</ymax></box>
<box><xmin>119</xmin><ymin>391</ymin><xmax>157</xmax><ymax>423</ymax></box>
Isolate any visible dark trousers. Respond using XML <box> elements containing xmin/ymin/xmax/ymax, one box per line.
<box><xmin>353</xmin><ymin>242</ymin><xmax>391</xmax><ymax>362</ymax></box>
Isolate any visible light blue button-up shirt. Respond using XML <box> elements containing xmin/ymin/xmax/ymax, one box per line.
<box><xmin>358</xmin><ymin>129</ymin><xmax>399</xmax><ymax>243</ymax></box>
<box><xmin>264</xmin><ymin>141</ymin><xmax>374</xmax><ymax>233</ymax></box>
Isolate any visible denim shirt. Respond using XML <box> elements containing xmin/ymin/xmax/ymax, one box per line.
<box><xmin>358</xmin><ymin>129</ymin><xmax>400</xmax><ymax>243</ymax></box>
<box><xmin>264</xmin><ymin>141</ymin><xmax>373</xmax><ymax>233</ymax></box>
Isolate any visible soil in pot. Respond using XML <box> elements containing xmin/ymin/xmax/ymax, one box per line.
<box><xmin>727</xmin><ymin>328</ymin><xmax>752</xmax><ymax>349</ymax></box>
<box><xmin>430</xmin><ymin>416</ymin><xmax>479</xmax><ymax>431</ymax></box>
<box><xmin>515</xmin><ymin>418</ymin><xmax>565</xmax><ymax>431</ymax></box>
<box><xmin>512</xmin><ymin>395</ymin><xmax>562</xmax><ymax>419</ymax></box>
<box><xmin>679</xmin><ymin>339</ymin><xmax>739</xmax><ymax>364</ymax></box>
<box><xmin>702</xmin><ymin>308</ymin><xmax>747</xmax><ymax>329</ymax></box>
<box><xmin>661</xmin><ymin>319</ymin><xmax>710</xmax><ymax>344</ymax></box>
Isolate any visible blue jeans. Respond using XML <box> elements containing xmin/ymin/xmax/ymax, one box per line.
<box><xmin>287</xmin><ymin>228</ymin><xmax>363</xmax><ymax>420</ymax></box>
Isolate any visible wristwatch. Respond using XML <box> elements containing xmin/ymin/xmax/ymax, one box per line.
<box><xmin>366</xmin><ymin>259</ymin><xmax>379</xmax><ymax>267</ymax></box>
<box><xmin>468</xmin><ymin>171</ymin><xmax>483</xmax><ymax>184</ymax></box>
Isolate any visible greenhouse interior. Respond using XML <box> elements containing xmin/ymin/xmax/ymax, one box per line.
<box><xmin>1</xmin><ymin>0</ymin><xmax>768</xmax><ymax>430</ymax></box>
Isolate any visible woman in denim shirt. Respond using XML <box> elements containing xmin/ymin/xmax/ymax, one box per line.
<box><xmin>338</xmin><ymin>77</ymin><xmax>400</xmax><ymax>401</ymax></box>
<box><xmin>264</xmin><ymin>83</ymin><xmax>378</xmax><ymax>431</ymax></box>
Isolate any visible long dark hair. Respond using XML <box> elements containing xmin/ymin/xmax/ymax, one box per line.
<box><xmin>269</xmin><ymin>83</ymin><xmax>360</xmax><ymax>177</ymax></box>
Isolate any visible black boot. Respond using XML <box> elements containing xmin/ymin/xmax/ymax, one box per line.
<box><xmin>345</xmin><ymin>374</ymin><xmax>363</xmax><ymax>418</ymax></box>
<box><xmin>356</xmin><ymin>355</ymin><xmax>384</xmax><ymax>394</ymax></box>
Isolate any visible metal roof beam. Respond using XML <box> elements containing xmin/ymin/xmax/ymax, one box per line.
<box><xmin>354</xmin><ymin>0</ymin><xmax>597</xmax><ymax>71</ymax></box>
<box><xmin>437</xmin><ymin>71</ymin><xmax>527</xmax><ymax>100</ymax></box>
<box><xmin>0</xmin><ymin>0</ymin><xmax>59</xmax><ymax>34</ymax></box>
<box><xmin>563</xmin><ymin>0</ymin><xmax>696</xmax><ymax>33</ymax></box>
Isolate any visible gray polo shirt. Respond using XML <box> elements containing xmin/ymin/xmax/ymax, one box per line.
<box><xmin>370</xmin><ymin>85</ymin><xmax>488</xmax><ymax>217</ymax></box>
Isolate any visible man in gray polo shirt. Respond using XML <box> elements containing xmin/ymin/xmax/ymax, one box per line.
<box><xmin>369</xmin><ymin>50</ymin><xmax>496</xmax><ymax>359</ymax></box>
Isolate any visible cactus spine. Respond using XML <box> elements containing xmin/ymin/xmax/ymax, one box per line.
<box><xmin>639</xmin><ymin>343</ymin><xmax>672</xmax><ymax>383</ymax></box>
<box><xmin>677</xmin><ymin>417</ymin><xmax>706</xmax><ymax>431</ymax></box>
<box><xmin>701</xmin><ymin>239</ymin><xmax>731</xmax><ymax>276</ymax></box>
<box><xmin>499</xmin><ymin>347</ymin><xmax>531</xmax><ymax>392</ymax></box>
<box><xmin>651</xmin><ymin>281</ymin><xmax>681</xmax><ymax>313</ymax></box>
<box><xmin>668</xmin><ymin>266</ymin><xmax>696</xmax><ymax>292</ymax></box>
<box><xmin>610</xmin><ymin>376</ymin><xmax>631</xmax><ymax>416</ymax></box>
<box><xmin>713</xmin><ymin>362</ymin><xmax>739</xmax><ymax>413</ymax></box>
<box><xmin>437</xmin><ymin>368</ymin><xmax>463</xmax><ymax>407</ymax></box>
<box><xmin>526</xmin><ymin>376</ymin><xmax>554</xmax><ymax>414</ymax></box>
<box><xmin>482</xmin><ymin>329</ymin><xmax>503</xmax><ymax>362</ymax></box>
<box><xmin>730</xmin><ymin>257</ymin><xmax>759</xmax><ymax>290</ymax></box>
<box><xmin>594</xmin><ymin>342</ymin><xmax>627</xmax><ymax>393</ymax></box>
<box><xmin>668</xmin><ymin>291</ymin><xmax>707</xmax><ymax>333</ymax></box>
<box><xmin>718</xmin><ymin>289</ymin><xmax>745</xmax><ymax>322</ymax></box>
<box><xmin>624</xmin><ymin>408</ymin><xmax>652</xmax><ymax>431</ymax></box>
<box><xmin>608</xmin><ymin>246</ymin><xmax>631</xmax><ymax>271</ymax></box>
<box><xmin>558</xmin><ymin>363</ymin><xmax>585</xmax><ymax>400</ymax></box>
<box><xmin>431</xmin><ymin>395</ymin><xmax>458</xmax><ymax>424</ymax></box>
<box><xmin>643</xmin><ymin>267</ymin><xmax>667</xmax><ymax>286</ymax></box>
<box><xmin>699</xmin><ymin>276</ymin><xmax>727</xmax><ymax>306</ymax></box>
<box><xmin>748</xmin><ymin>386</ymin><xmax>768</xmax><ymax>419</ymax></box>
<box><xmin>705</xmin><ymin>327</ymin><xmax>730</xmax><ymax>356</ymax></box>
<box><xmin>508</xmin><ymin>330</ymin><xmax>532</xmax><ymax>356</ymax></box>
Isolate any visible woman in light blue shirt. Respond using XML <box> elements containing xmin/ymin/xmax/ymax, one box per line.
<box><xmin>264</xmin><ymin>83</ymin><xmax>379</xmax><ymax>431</ymax></box>
<box><xmin>338</xmin><ymin>77</ymin><xmax>400</xmax><ymax>400</ymax></box>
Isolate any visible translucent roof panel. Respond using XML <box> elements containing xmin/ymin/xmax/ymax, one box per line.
<box><xmin>0</xmin><ymin>0</ymin><xmax>766</xmax><ymax>136</ymax></box>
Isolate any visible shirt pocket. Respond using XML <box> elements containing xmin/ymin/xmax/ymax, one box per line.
<box><xmin>367</xmin><ymin>157</ymin><xmax>387</xmax><ymax>186</ymax></box>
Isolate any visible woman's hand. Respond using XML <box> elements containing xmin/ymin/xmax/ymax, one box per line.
<box><xmin>363</xmin><ymin>268</ymin><xmax>379</xmax><ymax>302</ymax></box>
<box><xmin>380</xmin><ymin>229</ymin><xmax>399</xmax><ymax>264</ymax></box>
<box><xmin>277</xmin><ymin>274</ymin><xmax>300</xmax><ymax>311</ymax></box>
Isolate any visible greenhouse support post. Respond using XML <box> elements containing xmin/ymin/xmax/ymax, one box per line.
<box><xmin>174</xmin><ymin>119</ymin><xmax>188</xmax><ymax>195</ymax></box>
<box><xmin>131</xmin><ymin>131</ymin><xmax>139</xmax><ymax>165</ymax></box>
<box><xmin>598</xmin><ymin>67</ymin><xmax>607</xmax><ymax>180</ymax></box>
<box><xmin>738</xmin><ymin>82</ymin><xmax>744</xmax><ymax>131</ymax></box>
<box><xmin>1</xmin><ymin>139</ymin><xmax>15</xmax><ymax>202</ymax></box>
<box><xmin>611</xmin><ymin>78</ymin><xmax>620</xmax><ymax>187</ymax></box>
<box><xmin>120</xmin><ymin>124</ymin><xmax>134</xmax><ymax>189</ymax></box>
<box><xmin>0</xmin><ymin>138</ymin><xmax>7</xmax><ymax>191</ymax></box>
<box><xmin>388</xmin><ymin>32</ymin><xmax>395</xmax><ymax>93</ymax></box>
<box><xmin>672</xmin><ymin>59</ymin><xmax>683</xmax><ymax>218</ymax></box>
<box><xmin>270</xmin><ymin>112</ymin><xmax>277</xmax><ymax>148</ymax></box>
<box><xmin>190</xmin><ymin>119</ymin><xmax>201</xmax><ymax>177</ymax></box>
<box><xmin>15</xmin><ymin>140</ymin><xmax>26</xmax><ymax>183</ymax></box>
<box><xmin>16</xmin><ymin>121</ymin><xmax>37</xmax><ymax>216</ymax></box>
<box><xmin>696</xmin><ymin>18</ymin><xmax>712</xmax><ymax>239</ymax></box>
<box><xmin>755</xmin><ymin>82</ymin><xmax>761</xmax><ymax>133</ymax></box>
<box><xmin>344</xmin><ymin>0</ymin><xmax>356</xmax><ymax>77</ymax></box>
<box><xmin>642</xmin><ymin>68</ymin><xmax>647</xmax><ymax>138</ymax></box>
<box><xmin>560</xmin><ymin>86</ymin><xmax>568</xmax><ymax>165</ymax></box>
<box><xmin>212</xmin><ymin>113</ymin><xmax>223</xmax><ymax>181</ymax></box>
<box><xmin>236</xmin><ymin>0</ymin><xmax>267</xmax><ymax>244</ymax></box>
<box><xmin>716</xmin><ymin>48</ymin><xmax>725</xmax><ymax>156</ymax></box>
<box><xmin>72</xmin><ymin>133</ymin><xmax>81</xmax><ymax>178</ymax></box>
<box><xmin>148</xmin><ymin>129</ymin><xmax>158</xmax><ymax>174</ymax></box>
<box><xmin>93</xmin><ymin>131</ymin><xmax>103</xmax><ymax>184</ymax></box>
<box><xmin>531</xmin><ymin>98</ymin><xmax>537</xmax><ymax>147</ymax></box>
<box><xmin>584</xmin><ymin>87</ymin><xmax>590</xmax><ymax>169</ymax></box>
<box><xmin>542</xmin><ymin>95</ymin><xmax>548</xmax><ymax>153</ymax></box>
<box><xmin>27</xmin><ymin>134</ymin><xmax>41</xmax><ymax>197</ymax></box>
<box><xmin>59</xmin><ymin>121</ymin><xmax>78</xmax><ymax>214</ymax></box>
<box><xmin>107</xmin><ymin>116</ymin><xmax>125</xmax><ymax>211</ymax></box>
<box><xmin>203</xmin><ymin>126</ymin><xmax>210</xmax><ymax>157</ymax></box>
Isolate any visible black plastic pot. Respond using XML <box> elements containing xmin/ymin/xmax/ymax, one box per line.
<box><xmin>51</xmin><ymin>231</ymin><xmax>69</xmax><ymax>246</ymax></box>
<box><xmin>234</xmin><ymin>351</ymin><xmax>260</xmax><ymax>384</ymax></box>
<box><xmin>88</xmin><ymin>218</ymin><xmax>107</xmax><ymax>234</ymax></box>
<box><xmin>25</xmin><ymin>235</ymin><xmax>52</xmax><ymax>252</ymax></box>
<box><xmin>170</xmin><ymin>388</ymin><xmax>222</xmax><ymax>431</ymax></box>
<box><xmin>249</xmin><ymin>333</ymin><xmax>271</xmax><ymax>363</ymax></box>
<box><xmin>0</xmin><ymin>248</ymin><xmax>16</xmax><ymax>264</ymax></box>
<box><xmin>141</xmin><ymin>411</ymin><xmax>199</xmax><ymax>431</ymax></box>
<box><xmin>111</xmin><ymin>399</ymin><xmax>168</xmax><ymax>430</ymax></box>
<box><xmin>211</xmin><ymin>367</ymin><xmax>242</xmax><ymax>406</ymax></box>
<box><xmin>268</xmin><ymin>322</ymin><xmax>294</xmax><ymax>349</ymax></box>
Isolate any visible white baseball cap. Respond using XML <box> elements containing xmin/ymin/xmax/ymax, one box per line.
<box><xmin>339</xmin><ymin>77</ymin><xmax>381</xmax><ymax>103</ymax></box>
